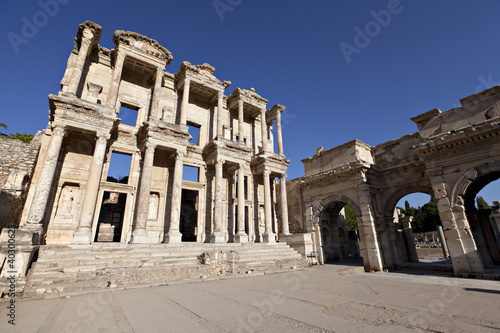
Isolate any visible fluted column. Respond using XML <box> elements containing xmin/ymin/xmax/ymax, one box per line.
<box><xmin>279</xmin><ymin>173</ymin><xmax>290</xmax><ymax>237</ymax></box>
<box><xmin>262</xmin><ymin>169</ymin><xmax>275</xmax><ymax>243</ymax></box>
<box><xmin>260</xmin><ymin>108</ymin><xmax>268</xmax><ymax>152</ymax></box>
<box><xmin>234</xmin><ymin>165</ymin><xmax>248</xmax><ymax>243</ymax></box>
<box><xmin>73</xmin><ymin>133</ymin><xmax>109</xmax><ymax>244</ymax></box>
<box><xmin>180</xmin><ymin>79</ymin><xmax>190</xmax><ymax>125</ymax></box>
<box><xmin>211</xmin><ymin>158</ymin><xmax>225</xmax><ymax>243</ymax></box>
<box><xmin>217</xmin><ymin>90</ymin><xmax>224</xmax><ymax>137</ymax></box>
<box><xmin>238</xmin><ymin>99</ymin><xmax>244</xmax><ymax>143</ymax></box>
<box><xmin>67</xmin><ymin>31</ymin><xmax>93</xmax><ymax>95</ymax></box>
<box><xmin>150</xmin><ymin>66</ymin><xmax>164</xmax><ymax>120</ymax></box>
<box><xmin>131</xmin><ymin>143</ymin><xmax>156</xmax><ymax>243</ymax></box>
<box><xmin>25</xmin><ymin>125</ymin><xmax>66</xmax><ymax>227</ymax></box>
<box><xmin>165</xmin><ymin>151</ymin><xmax>184</xmax><ymax>243</ymax></box>
<box><xmin>276</xmin><ymin>112</ymin><xmax>284</xmax><ymax>155</ymax></box>
<box><xmin>106</xmin><ymin>50</ymin><xmax>126</xmax><ymax>107</ymax></box>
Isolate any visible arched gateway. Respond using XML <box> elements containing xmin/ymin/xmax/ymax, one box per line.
<box><xmin>286</xmin><ymin>85</ymin><xmax>500</xmax><ymax>276</ymax></box>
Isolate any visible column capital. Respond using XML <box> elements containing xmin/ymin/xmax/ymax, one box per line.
<box><xmin>142</xmin><ymin>142</ymin><xmax>156</xmax><ymax>155</ymax></box>
<box><xmin>280</xmin><ymin>173</ymin><xmax>287</xmax><ymax>179</ymax></box>
<box><xmin>183</xmin><ymin>78</ymin><xmax>191</xmax><ymax>87</ymax></box>
<box><xmin>218</xmin><ymin>90</ymin><xmax>224</xmax><ymax>98</ymax></box>
<box><xmin>174</xmin><ymin>149</ymin><xmax>185</xmax><ymax>160</ymax></box>
<box><xmin>52</xmin><ymin>125</ymin><xmax>67</xmax><ymax>137</ymax></box>
<box><xmin>115</xmin><ymin>49</ymin><xmax>126</xmax><ymax>62</ymax></box>
<box><xmin>95</xmin><ymin>132</ymin><xmax>110</xmax><ymax>143</ymax></box>
<box><xmin>263</xmin><ymin>168</ymin><xmax>271</xmax><ymax>177</ymax></box>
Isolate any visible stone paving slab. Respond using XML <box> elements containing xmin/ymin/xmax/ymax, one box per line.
<box><xmin>1</xmin><ymin>263</ymin><xmax>499</xmax><ymax>332</ymax></box>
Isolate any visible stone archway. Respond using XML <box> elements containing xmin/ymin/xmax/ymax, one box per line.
<box><xmin>451</xmin><ymin>161</ymin><xmax>500</xmax><ymax>268</ymax></box>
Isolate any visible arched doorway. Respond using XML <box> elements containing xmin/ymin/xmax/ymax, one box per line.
<box><xmin>319</xmin><ymin>201</ymin><xmax>361</xmax><ymax>264</ymax></box>
<box><xmin>462</xmin><ymin>174</ymin><xmax>500</xmax><ymax>268</ymax></box>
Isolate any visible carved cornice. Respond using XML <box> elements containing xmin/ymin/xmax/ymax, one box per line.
<box><xmin>113</xmin><ymin>30</ymin><xmax>173</xmax><ymax>64</ymax></box>
<box><xmin>175</xmin><ymin>61</ymin><xmax>230</xmax><ymax>89</ymax></box>
<box><xmin>228</xmin><ymin>87</ymin><xmax>268</xmax><ymax>105</ymax></box>
<box><xmin>52</xmin><ymin>101</ymin><xmax>115</xmax><ymax>122</ymax></box>
<box><xmin>414</xmin><ymin>120</ymin><xmax>500</xmax><ymax>158</ymax></box>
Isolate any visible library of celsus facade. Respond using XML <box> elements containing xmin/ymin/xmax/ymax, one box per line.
<box><xmin>17</xmin><ymin>21</ymin><xmax>291</xmax><ymax>246</ymax></box>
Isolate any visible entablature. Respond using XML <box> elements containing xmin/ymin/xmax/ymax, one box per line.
<box><xmin>227</xmin><ymin>88</ymin><xmax>268</xmax><ymax>118</ymax></box>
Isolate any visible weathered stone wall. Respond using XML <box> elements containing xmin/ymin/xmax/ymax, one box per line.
<box><xmin>0</xmin><ymin>134</ymin><xmax>41</xmax><ymax>229</ymax></box>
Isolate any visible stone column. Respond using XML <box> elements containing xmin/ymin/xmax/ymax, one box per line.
<box><xmin>25</xmin><ymin>125</ymin><xmax>66</xmax><ymax>227</ymax></box>
<box><xmin>262</xmin><ymin>169</ymin><xmax>275</xmax><ymax>243</ymax></box>
<box><xmin>106</xmin><ymin>50</ymin><xmax>126</xmax><ymax>107</ymax></box>
<box><xmin>279</xmin><ymin>173</ymin><xmax>290</xmax><ymax>237</ymax></box>
<box><xmin>276</xmin><ymin>112</ymin><xmax>284</xmax><ymax>155</ymax></box>
<box><xmin>67</xmin><ymin>30</ymin><xmax>93</xmax><ymax>95</ymax></box>
<box><xmin>73</xmin><ymin>133</ymin><xmax>109</xmax><ymax>244</ymax></box>
<box><xmin>165</xmin><ymin>150</ymin><xmax>184</xmax><ymax>243</ymax></box>
<box><xmin>238</xmin><ymin>99</ymin><xmax>244</xmax><ymax>143</ymax></box>
<box><xmin>150</xmin><ymin>66</ymin><xmax>164</xmax><ymax>120</ymax></box>
<box><xmin>260</xmin><ymin>108</ymin><xmax>268</xmax><ymax>152</ymax></box>
<box><xmin>217</xmin><ymin>90</ymin><xmax>224</xmax><ymax>138</ymax></box>
<box><xmin>429</xmin><ymin>173</ymin><xmax>484</xmax><ymax>274</ymax></box>
<box><xmin>400</xmin><ymin>216</ymin><xmax>419</xmax><ymax>262</ymax></box>
<box><xmin>131</xmin><ymin>143</ymin><xmax>156</xmax><ymax>243</ymax></box>
<box><xmin>234</xmin><ymin>165</ymin><xmax>248</xmax><ymax>243</ymax></box>
<box><xmin>211</xmin><ymin>158</ymin><xmax>225</xmax><ymax>243</ymax></box>
<box><xmin>357</xmin><ymin>185</ymin><xmax>383</xmax><ymax>271</ymax></box>
<box><xmin>179</xmin><ymin>79</ymin><xmax>190</xmax><ymax>126</ymax></box>
<box><xmin>437</xmin><ymin>225</ymin><xmax>450</xmax><ymax>259</ymax></box>
<box><xmin>386</xmin><ymin>217</ymin><xmax>402</xmax><ymax>268</ymax></box>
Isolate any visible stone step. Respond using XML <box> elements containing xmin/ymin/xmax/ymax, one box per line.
<box><xmin>29</xmin><ymin>257</ymin><xmax>199</xmax><ymax>275</ymax></box>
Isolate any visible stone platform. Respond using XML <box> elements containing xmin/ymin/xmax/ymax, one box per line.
<box><xmin>15</xmin><ymin>243</ymin><xmax>307</xmax><ymax>298</ymax></box>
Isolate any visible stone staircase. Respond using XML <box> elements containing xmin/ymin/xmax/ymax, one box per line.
<box><xmin>22</xmin><ymin>242</ymin><xmax>308</xmax><ymax>297</ymax></box>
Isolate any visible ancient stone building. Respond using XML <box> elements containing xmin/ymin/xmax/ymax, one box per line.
<box><xmin>16</xmin><ymin>21</ymin><xmax>290</xmax><ymax>245</ymax></box>
<box><xmin>287</xmin><ymin>85</ymin><xmax>500</xmax><ymax>277</ymax></box>
<box><xmin>0</xmin><ymin>21</ymin><xmax>305</xmax><ymax>296</ymax></box>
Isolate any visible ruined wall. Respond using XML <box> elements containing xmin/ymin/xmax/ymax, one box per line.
<box><xmin>0</xmin><ymin>134</ymin><xmax>41</xmax><ymax>228</ymax></box>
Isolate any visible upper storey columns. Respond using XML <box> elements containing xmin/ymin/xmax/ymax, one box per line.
<box><xmin>238</xmin><ymin>100</ymin><xmax>244</xmax><ymax>143</ymax></box>
<box><xmin>67</xmin><ymin>22</ymin><xmax>102</xmax><ymax>96</ymax></box>
<box><xmin>276</xmin><ymin>111</ymin><xmax>284</xmax><ymax>155</ymax></box>
<box><xmin>106</xmin><ymin>50</ymin><xmax>126</xmax><ymax>107</ymax></box>
<box><xmin>149</xmin><ymin>66</ymin><xmax>165</xmax><ymax>120</ymax></box>
<box><xmin>179</xmin><ymin>79</ymin><xmax>190</xmax><ymax>126</ymax></box>
<box><xmin>260</xmin><ymin>108</ymin><xmax>269</xmax><ymax>152</ymax></box>
<box><xmin>217</xmin><ymin>90</ymin><xmax>224</xmax><ymax>138</ymax></box>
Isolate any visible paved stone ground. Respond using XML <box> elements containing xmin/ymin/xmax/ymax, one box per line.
<box><xmin>1</xmin><ymin>262</ymin><xmax>500</xmax><ymax>332</ymax></box>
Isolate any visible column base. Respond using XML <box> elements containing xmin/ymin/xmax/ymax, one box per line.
<box><xmin>130</xmin><ymin>229</ymin><xmax>148</xmax><ymax>244</ymax></box>
<box><xmin>233</xmin><ymin>234</ymin><xmax>248</xmax><ymax>243</ymax></box>
<box><xmin>164</xmin><ymin>231</ymin><xmax>182</xmax><ymax>244</ymax></box>
<box><xmin>210</xmin><ymin>232</ymin><xmax>225</xmax><ymax>243</ymax></box>
<box><xmin>262</xmin><ymin>232</ymin><xmax>276</xmax><ymax>243</ymax></box>
<box><xmin>279</xmin><ymin>233</ymin><xmax>291</xmax><ymax>242</ymax></box>
<box><xmin>72</xmin><ymin>228</ymin><xmax>92</xmax><ymax>244</ymax></box>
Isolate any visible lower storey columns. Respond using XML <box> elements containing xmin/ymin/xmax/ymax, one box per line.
<box><xmin>165</xmin><ymin>150</ymin><xmax>185</xmax><ymax>243</ymax></box>
<box><xmin>73</xmin><ymin>133</ymin><xmax>109</xmax><ymax>244</ymax></box>
<box><xmin>262</xmin><ymin>169</ymin><xmax>275</xmax><ymax>243</ymax></box>
<box><xmin>25</xmin><ymin>125</ymin><xmax>66</xmax><ymax>230</ymax></box>
<box><xmin>131</xmin><ymin>143</ymin><xmax>156</xmax><ymax>243</ymax></box>
<box><xmin>211</xmin><ymin>159</ymin><xmax>225</xmax><ymax>243</ymax></box>
<box><xmin>234</xmin><ymin>165</ymin><xmax>248</xmax><ymax>243</ymax></box>
<box><xmin>279</xmin><ymin>173</ymin><xmax>290</xmax><ymax>238</ymax></box>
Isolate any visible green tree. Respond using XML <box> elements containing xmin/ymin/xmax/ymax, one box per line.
<box><xmin>8</xmin><ymin>132</ymin><xmax>34</xmax><ymax>143</ymax></box>
<box><xmin>411</xmin><ymin>200</ymin><xmax>440</xmax><ymax>233</ymax></box>
<box><xmin>0</xmin><ymin>123</ymin><xmax>7</xmax><ymax>136</ymax></box>
<box><xmin>344</xmin><ymin>204</ymin><xmax>358</xmax><ymax>231</ymax></box>
<box><xmin>476</xmin><ymin>196</ymin><xmax>490</xmax><ymax>210</ymax></box>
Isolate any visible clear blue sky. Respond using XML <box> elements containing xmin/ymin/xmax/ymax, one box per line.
<box><xmin>1</xmin><ymin>0</ymin><xmax>499</xmax><ymax>207</ymax></box>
